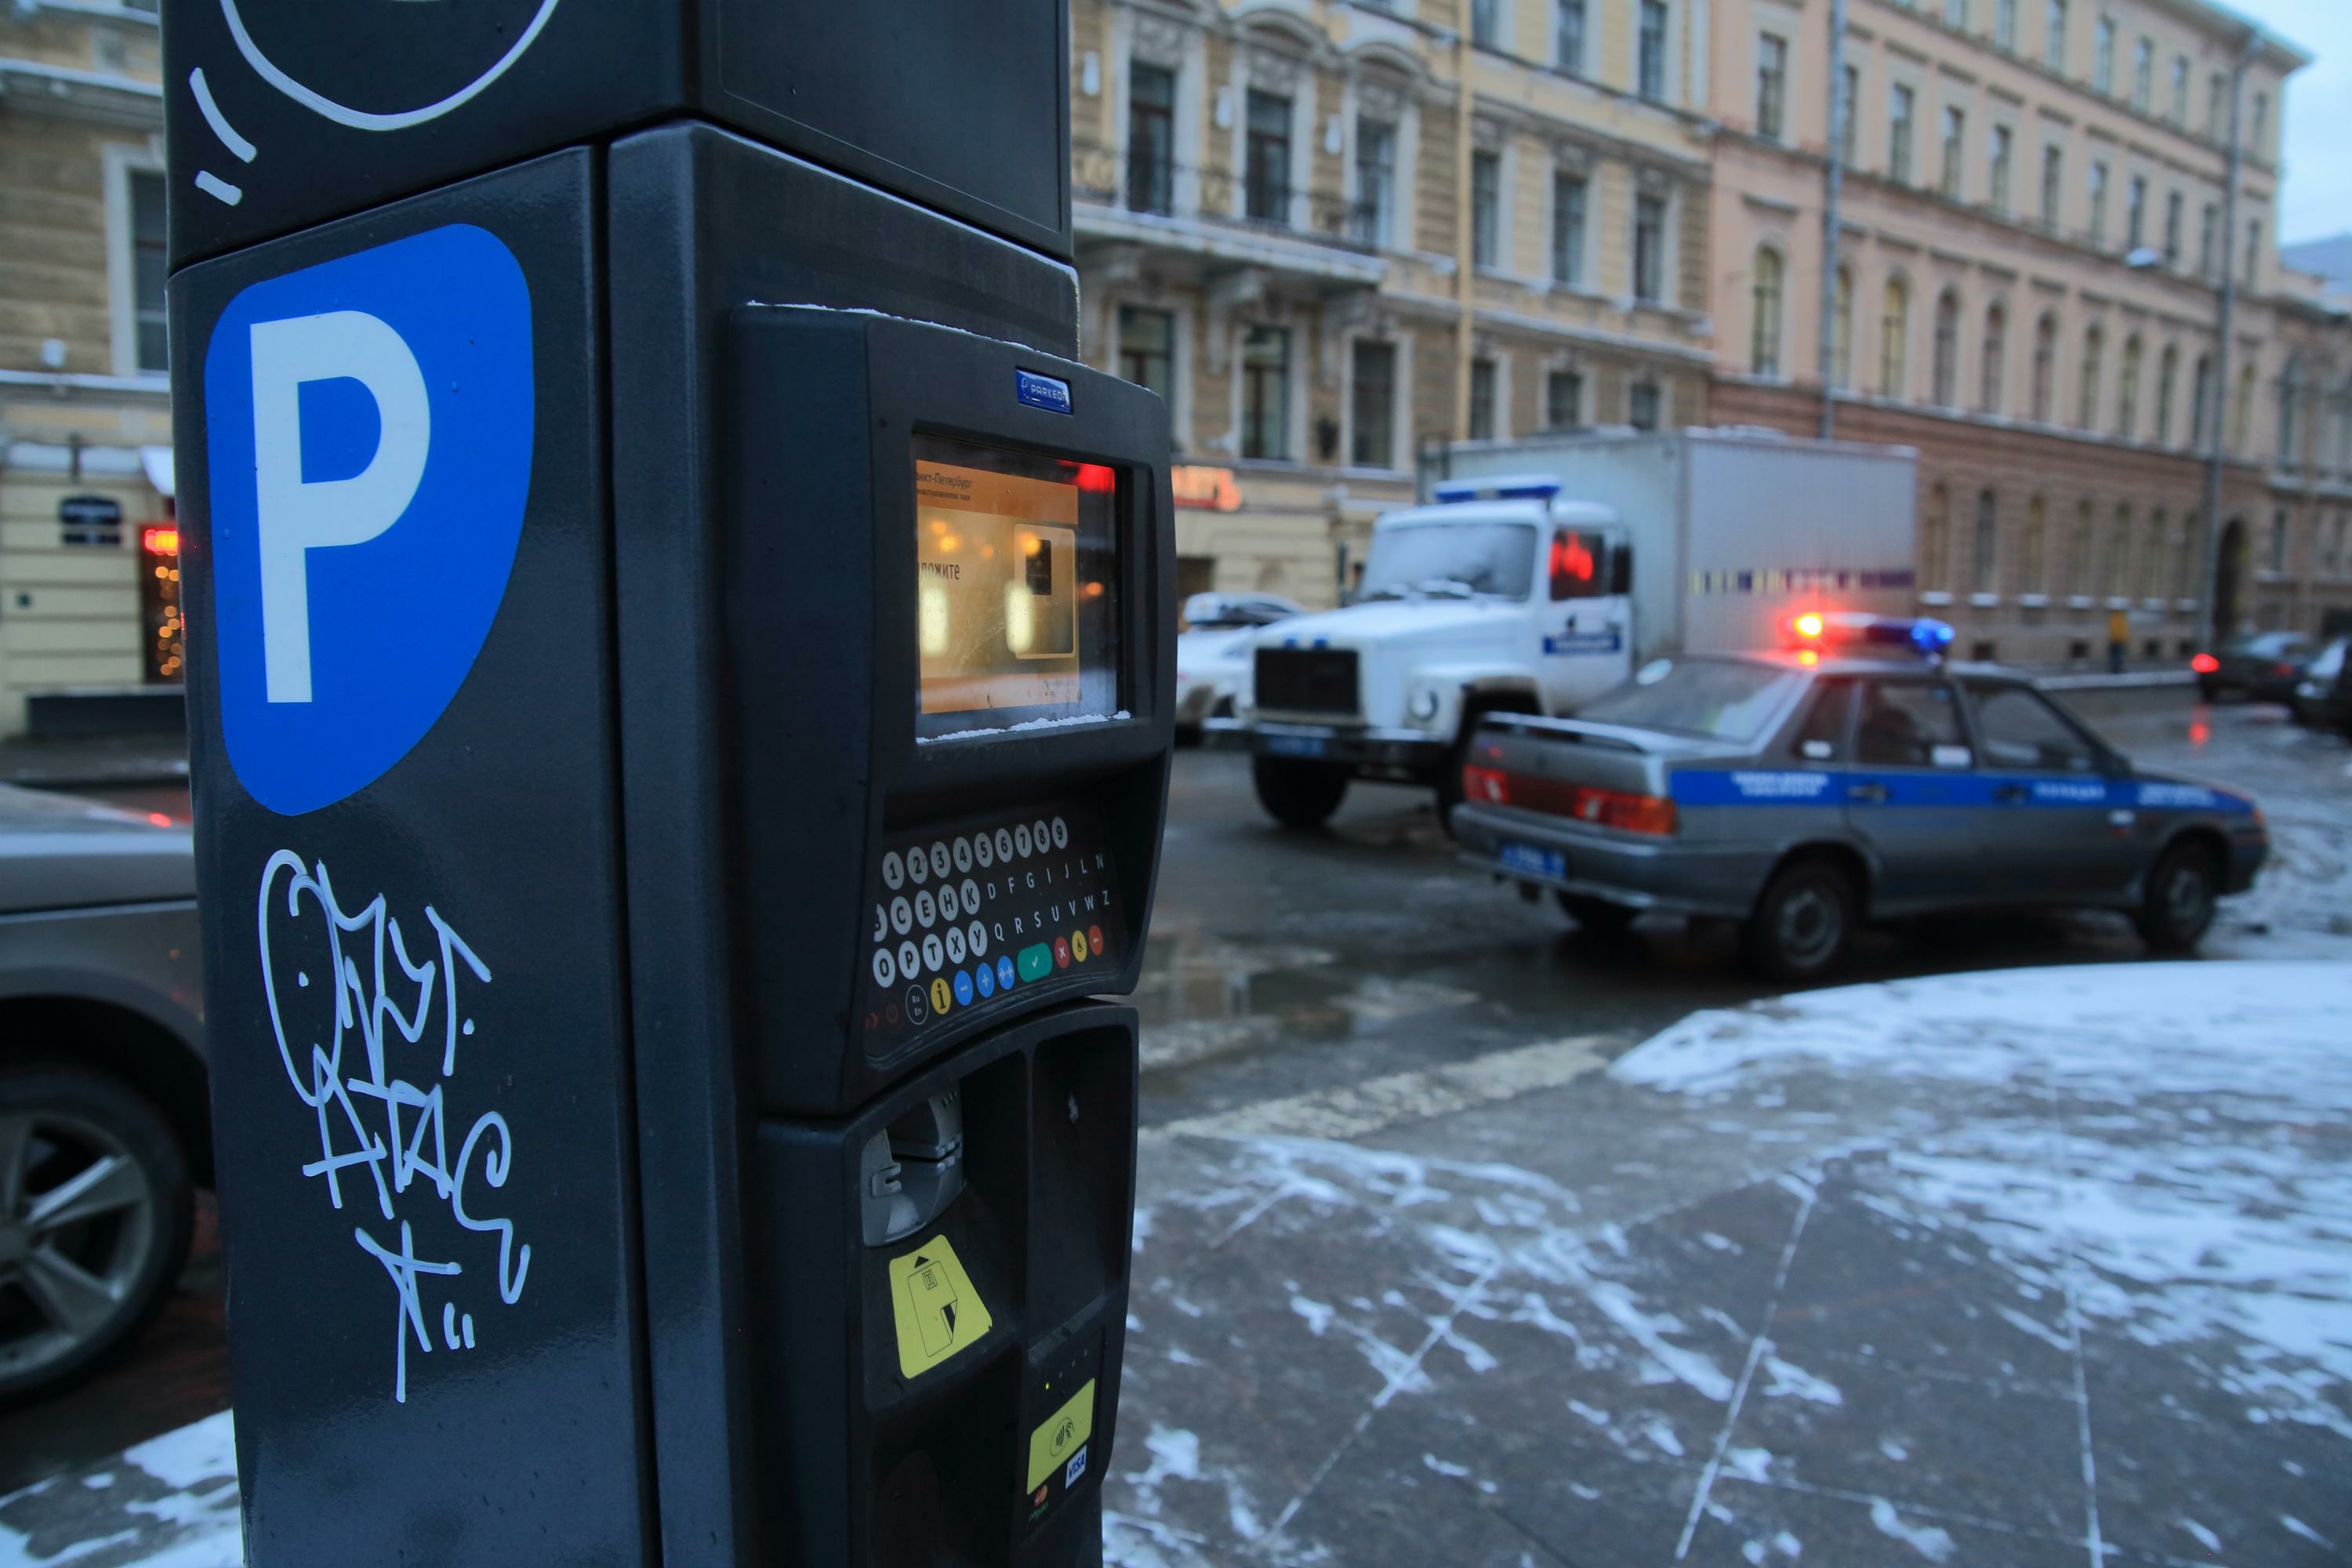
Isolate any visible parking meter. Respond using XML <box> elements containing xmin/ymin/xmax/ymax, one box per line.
<box><xmin>160</xmin><ymin>4</ymin><xmax>1172</xmax><ymax>1563</ymax></box>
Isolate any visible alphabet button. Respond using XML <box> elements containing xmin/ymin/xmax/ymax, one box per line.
<box><xmin>922</xmin><ymin>932</ymin><xmax>944</xmax><ymax>972</ymax></box>
<box><xmin>915</xmin><ymin>888</ymin><xmax>937</xmax><ymax>927</ymax></box>
<box><xmin>871</xmin><ymin>947</ymin><xmax>895</xmax><ymax>987</ymax></box>
<box><xmin>946</xmin><ymin>925</ymin><xmax>967</xmax><ymax>964</ymax></box>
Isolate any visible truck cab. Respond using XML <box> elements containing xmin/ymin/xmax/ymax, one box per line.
<box><xmin>1209</xmin><ymin>474</ymin><xmax>1632</xmax><ymax>829</ymax></box>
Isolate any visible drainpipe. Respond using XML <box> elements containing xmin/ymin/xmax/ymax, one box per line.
<box><xmin>2201</xmin><ymin>25</ymin><xmax>2259</xmax><ymax>648</ymax></box>
<box><xmin>1454</xmin><ymin>27</ymin><xmax>1475</xmax><ymax>441</ymax></box>
<box><xmin>1818</xmin><ymin>0</ymin><xmax>1848</xmax><ymax>437</ymax></box>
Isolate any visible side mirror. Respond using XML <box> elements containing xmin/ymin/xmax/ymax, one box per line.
<box><xmin>1610</xmin><ymin>544</ymin><xmax>1632</xmax><ymax>596</ymax></box>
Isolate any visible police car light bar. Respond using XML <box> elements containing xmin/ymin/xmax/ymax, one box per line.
<box><xmin>1432</xmin><ymin>473</ymin><xmax>1563</xmax><ymax>503</ymax></box>
<box><xmin>1784</xmin><ymin>611</ymin><xmax>1956</xmax><ymax>658</ymax></box>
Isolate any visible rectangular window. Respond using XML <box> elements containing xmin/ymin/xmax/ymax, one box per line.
<box><xmin>1350</xmin><ymin>339</ymin><xmax>1397</xmax><ymax>468</ymax></box>
<box><xmin>1116</xmin><ymin>307</ymin><xmax>1174</xmax><ymax>403</ymax></box>
<box><xmin>2245</xmin><ymin>218</ymin><xmax>2262</xmax><ymax>283</ymax></box>
<box><xmin>2207</xmin><ymin>71</ymin><xmax>2225</xmax><ymax>137</ymax></box>
<box><xmin>1988</xmin><ymin>124</ymin><xmax>2013</xmax><ymax>212</ymax></box>
<box><xmin>1471</xmin><ymin>0</ymin><xmax>1500</xmax><ymax>48</ymax></box>
<box><xmin>1838</xmin><ymin>64</ymin><xmax>1860</xmax><ymax>164</ymax></box>
<box><xmin>2132</xmin><ymin>38</ymin><xmax>2151</xmax><ymax>111</ymax></box>
<box><xmin>2125</xmin><ymin>173</ymin><xmax>2145</xmax><ymax>250</ymax></box>
<box><xmin>2251</xmin><ymin>92</ymin><xmax>2268</xmax><ymax>154</ymax></box>
<box><xmin>1996</xmin><ymin>0</ymin><xmax>2017</xmax><ymax>49</ymax></box>
<box><xmin>2170</xmin><ymin>56</ymin><xmax>2188</xmax><ymax>122</ymax></box>
<box><xmin>1633</xmin><ymin>193</ymin><xmax>1665</xmax><ymax>304</ymax></box>
<box><xmin>1245</xmin><ymin>90</ymin><xmax>1291</xmax><ymax>223</ymax></box>
<box><xmin>1240</xmin><ymin>325</ymin><xmax>1290</xmax><ymax>459</ymax></box>
<box><xmin>1756</xmin><ymin>34</ymin><xmax>1788</xmax><ymax>141</ymax></box>
<box><xmin>1638</xmin><ymin>1</ymin><xmax>1668</xmax><ymax>102</ymax></box>
<box><xmin>1551</xmin><ymin>171</ymin><xmax>1586</xmax><ymax>285</ymax></box>
<box><xmin>2040</xmin><ymin>143</ymin><xmax>2063</xmax><ymax>227</ymax></box>
<box><xmin>1628</xmin><ymin>379</ymin><xmax>1661</xmax><ymax>431</ymax></box>
<box><xmin>2093</xmin><ymin>16</ymin><xmax>2114</xmax><ymax>91</ymax></box>
<box><xmin>1545</xmin><ymin>368</ymin><xmax>1584</xmax><ymax>430</ymax></box>
<box><xmin>1889</xmin><ymin>85</ymin><xmax>1916</xmax><ymax>183</ymax></box>
<box><xmin>1127</xmin><ymin>63</ymin><xmax>1176</xmax><ymax>215</ymax></box>
<box><xmin>2162</xmin><ymin>191</ymin><xmax>2182</xmax><ymax>266</ymax></box>
<box><xmin>2198</xmin><ymin>202</ymin><xmax>2217</xmax><ymax>277</ymax></box>
<box><xmin>1944</xmin><ymin>0</ymin><xmax>1967</xmax><ymax>25</ymax></box>
<box><xmin>2043</xmin><ymin>0</ymin><xmax>2067</xmax><ymax>72</ymax></box>
<box><xmin>1468</xmin><ymin>357</ymin><xmax>1498</xmax><ymax>441</ymax></box>
<box><xmin>2088</xmin><ymin>160</ymin><xmax>2108</xmax><ymax>247</ymax></box>
<box><xmin>1940</xmin><ymin>106</ymin><xmax>1965</xmax><ymax>198</ymax></box>
<box><xmin>129</xmin><ymin>170</ymin><xmax>168</xmax><ymax>374</ymax></box>
<box><xmin>1354</xmin><ymin>118</ymin><xmax>1397</xmax><ymax>248</ymax></box>
<box><xmin>1471</xmin><ymin>151</ymin><xmax>1501</xmax><ymax>270</ymax></box>
<box><xmin>1556</xmin><ymin>0</ymin><xmax>1585</xmax><ymax>71</ymax></box>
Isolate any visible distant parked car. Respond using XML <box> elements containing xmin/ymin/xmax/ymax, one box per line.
<box><xmin>0</xmin><ymin>784</ymin><xmax>205</xmax><ymax>1405</ymax></box>
<box><xmin>1176</xmin><ymin>592</ymin><xmax>1303</xmax><ymax>739</ymax></box>
<box><xmin>2289</xmin><ymin>637</ymin><xmax>2352</xmax><ymax>734</ymax></box>
<box><xmin>2191</xmin><ymin>631</ymin><xmax>2314</xmax><ymax>703</ymax></box>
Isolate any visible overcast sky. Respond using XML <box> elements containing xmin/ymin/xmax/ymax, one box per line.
<box><xmin>2234</xmin><ymin>0</ymin><xmax>2352</xmax><ymax>244</ymax></box>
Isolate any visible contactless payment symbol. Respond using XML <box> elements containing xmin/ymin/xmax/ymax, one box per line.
<box><xmin>204</xmin><ymin>224</ymin><xmax>532</xmax><ymax>815</ymax></box>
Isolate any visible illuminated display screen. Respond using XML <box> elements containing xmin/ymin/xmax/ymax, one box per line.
<box><xmin>913</xmin><ymin>436</ymin><xmax>1119</xmax><ymax>736</ymax></box>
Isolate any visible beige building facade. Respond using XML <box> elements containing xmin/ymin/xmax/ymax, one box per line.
<box><xmin>1069</xmin><ymin>0</ymin><xmax>1714</xmax><ymax>612</ymax></box>
<box><xmin>1702</xmin><ymin>0</ymin><xmax>2349</xmax><ymax>663</ymax></box>
<box><xmin>0</xmin><ymin>0</ymin><xmax>180</xmax><ymax>739</ymax></box>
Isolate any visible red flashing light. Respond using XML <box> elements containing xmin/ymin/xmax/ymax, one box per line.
<box><xmin>1548</xmin><ymin>533</ymin><xmax>1595</xmax><ymax>584</ymax></box>
<box><xmin>143</xmin><ymin>526</ymin><xmax>180</xmax><ymax>557</ymax></box>
<box><xmin>2189</xmin><ymin>652</ymin><xmax>2220</xmax><ymax>674</ymax></box>
<box><xmin>1073</xmin><ymin>463</ymin><xmax>1116</xmax><ymax>494</ymax></box>
<box><xmin>1791</xmin><ymin>612</ymin><xmax>1826</xmax><ymax>641</ymax></box>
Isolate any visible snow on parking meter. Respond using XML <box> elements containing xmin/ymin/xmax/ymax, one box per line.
<box><xmin>159</xmin><ymin>2</ymin><xmax>1171</xmax><ymax>1563</ymax></box>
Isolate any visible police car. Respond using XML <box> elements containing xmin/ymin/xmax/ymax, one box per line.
<box><xmin>1453</xmin><ymin>613</ymin><xmax>2268</xmax><ymax>981</ymax></box>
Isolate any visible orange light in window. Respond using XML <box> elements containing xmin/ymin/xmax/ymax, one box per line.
<box><xmin>143</xmin><ymin>526</ymin><xmax>180</xmax><ymax>556</ymax></box>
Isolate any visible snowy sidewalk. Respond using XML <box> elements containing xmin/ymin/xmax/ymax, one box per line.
<box><xmin>8</xmin><ymin>963</ymin><xmax>2349</xmax><ymax>1567</ymax></box>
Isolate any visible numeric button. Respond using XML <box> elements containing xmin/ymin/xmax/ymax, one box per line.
<box><xmin>1051</xmin><ymin>815</ymin><xmax>1069</xmax><ymax>849</ymax></box>
<box><xmin>881</xmin><ymin>851</ymin><xmax>905</xmax><ymax>891</ymax></box>
<box><xmin>905</xmin><ymin>847</ymin><xmax>928</xmax><ymax>884</ymax></box>
<box><xmin>975</xmin><ymin>833</ymin><xmax>996</xmax><ymax>868</ymax></box>
<box><xmin>1034</xmin><ymin>819</ymin><xmax>1052</xmax><ymax>852</ymax></box>
<box><xmin>929</xmin><ymin>842</ymin><xmax>951</xmax><ymax>879</ymax></box>
<box><xmin>1014</xmin><ymin>823</ymin><xmax>1033</xmax><ymax>858</ymax></box>
<box><xmin>953</xmin><ymin>836</ymin><xmax>974</xmax><ymax>873</ymax></box>
<box><xmin>996</xmin><ymin>827</ymin><xmax>1016</xmax><ymax>862</ymax></box>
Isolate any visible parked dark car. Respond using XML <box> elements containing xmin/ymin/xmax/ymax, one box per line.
<box><xmin>2192</xmin><ymin>631</ymin><xmax>2314</xmax><ymax>703</ymax></box>
<box><xmin>2289</xmin><ymin>637</ymin><xmax>2352</xmax><ymax>734</ymax></box>
<box><xmin>0</xmin><ymin>784</ymin><xmax>205</xmax><ymax>1405</ymax></box>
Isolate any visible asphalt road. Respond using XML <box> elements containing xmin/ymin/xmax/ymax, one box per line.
<box><xmin>7</xmin><ymin>699</ymin><xmax>2343</xmax><ymax>1503</ymax></box>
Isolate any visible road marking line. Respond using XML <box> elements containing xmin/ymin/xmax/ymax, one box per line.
<box><xmin>1143</xmin><ymin>1032</ymin><xmax>1620</xmax><ymax>1145</ymax></box>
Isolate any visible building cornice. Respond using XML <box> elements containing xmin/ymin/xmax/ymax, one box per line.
<box><xmin>0</xmin><ymin>56</ymin><xmax>162</xmax><ymax>130</ymax></box>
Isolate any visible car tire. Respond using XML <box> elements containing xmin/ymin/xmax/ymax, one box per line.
<box><xmin>1556</xmin><ymin>893</ymin><xmax>1638</xmax><ymax>932</ymax></box>
<box><xmin>2135</xmin><ymin>840</ymin><xmax>2219</xmax><ymax>954</ymax></box>
<box><xmin>1252</xmin><ymin>755</ymin><xmax>1349</xmax><ymax>830</ymax></box>
<box><xmin>1742</xmin><ymin>859</ymin><xmax>1857</xmax><ymax>984</ymax></box>
<box><xmin>0</xmin><ymin>1061</ymin><xmax>194</xmax><ymax>1406</ymax></box>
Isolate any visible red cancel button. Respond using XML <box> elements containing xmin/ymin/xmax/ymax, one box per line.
<box><xmin>1087</xmin><ymin>924</ymin><xmax>1105</xmax><ymax>957</ymax></box>
<box><xmin>1052</xmin><ymin>935</ymin><xmax>1071</xmax><ymax>969</ymax></box>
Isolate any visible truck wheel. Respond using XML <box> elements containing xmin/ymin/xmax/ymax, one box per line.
<box><xmin>2134</xmin><ymin>840</ymin><xmax>2218</xmax><ymax>953</ymax></box>
<box><xmin>1742</xmin><ymin>860</ymin><xmax>1855</xmax><ymax>984</ymax></box>
<box><xmin>1252</xmin><ymin>755</ymin><xmax>1349</xmax><ymax>829</ymax></box>
<box><xmin>0</xmin><ymin>1062</ymin><xmax>194</xmax><ymax>1406</ymax></box>
<box><xmin>1557</xmin><ymin>894</ymin><xmax>1638</xmax><ymax>932</ymax></box>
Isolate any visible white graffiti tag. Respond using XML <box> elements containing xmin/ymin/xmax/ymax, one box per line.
<box><xmin>256</xmin><ymin>851</ymin><xmax>528</xmax><ymax>1403</ymax></box>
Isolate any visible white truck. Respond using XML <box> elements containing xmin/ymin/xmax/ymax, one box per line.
<box><xmin>1208</xmin><ymin>428</ymin><xmax>1918</xmax><ymax>828</ymax></box>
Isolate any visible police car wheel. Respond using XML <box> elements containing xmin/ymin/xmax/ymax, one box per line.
<box><xmin>2136</xmin><ymin>843</ymin><xmax>2218</xmax><ymax>953</ymax></box>
<box><xmin>1744</xmin><ymin>861</ymin><xmax>1854</xmax><ymax>983</ymax></box>
<box><xmin>1252</xmin><ymin>756</ymin><xmax>1349</xmax><ymax>830</ymax></box>
<box><xmin>1557</xmin><ymin>894</ymin><xmax>1638</xmax><ymax>932</ymax></box>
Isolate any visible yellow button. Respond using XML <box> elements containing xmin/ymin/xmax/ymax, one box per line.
<box><xmin>1070</xmin><ymin>931</ymin><xmax>1089</xmax><ymax>963</ymax></box>
<box><xmin>930</xmin><ymin>977</ymin><xmax>952</xmax><ymax>1014</ymax></box>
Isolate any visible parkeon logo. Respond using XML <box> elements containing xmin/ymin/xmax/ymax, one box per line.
<box><xmin>205</xmin><ymin>223</ymin><xmax>532</xmax><ymax>815</ymax></box>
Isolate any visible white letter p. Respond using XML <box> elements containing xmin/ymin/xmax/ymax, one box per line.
<box><xmin>251</xmin><ymin>310</ymin><xmax>430</xmax><ymax>703</ymax></box>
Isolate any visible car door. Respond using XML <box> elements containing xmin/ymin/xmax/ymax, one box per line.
<box><xmin>1958</xmin><ymin>679</ymin><xmax>2136</xmax><ymax>899</ymax></box>
<box><xmin>1538</xmin><ymin>524</ymin><xmax>1632</xmax><ymax>713</ymax></box>
<box><xmin>1846</xmin><ymin>673</ymin><xmax>1984</xmax><ymax>907</ymax></box>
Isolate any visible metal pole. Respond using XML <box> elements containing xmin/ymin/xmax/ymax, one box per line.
<box><xmin>1818</xmin><ymin>0</ymin><xmax>1848</xmax><ymax>438</ymax></box>
<box><xmin>2201</xmin><ymin>26</ymin><xmax>2259</xmax><ymax>648</ymax></box>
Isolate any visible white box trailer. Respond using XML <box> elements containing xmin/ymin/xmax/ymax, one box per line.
<box><xmin>1420</xmin><ymin>428</ymin><xmax>1918</xmax><ymax>662</ymax></box>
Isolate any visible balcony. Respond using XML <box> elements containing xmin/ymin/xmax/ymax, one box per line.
<box><xmin>1072</xmin><ymin>140</ymin><xmax>1388</xmax><ymax>289</ymax></box>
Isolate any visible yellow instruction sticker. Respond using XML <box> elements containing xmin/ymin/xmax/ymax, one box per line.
<box><xmin>1026</xmin><ymin>1378</ymin><xmax>1098</xmax><ymax>1494</ymax></box>
<box><xmin>887</xmin><ymin>1235</ymin><xmax>994</xmax><ymax>1379</ymax></box>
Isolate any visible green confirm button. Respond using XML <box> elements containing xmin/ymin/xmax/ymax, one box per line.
<box><xmin>1016</xmin><ymin>943</ymin><xmax>1054</xmax><ymax>982</ymax></box>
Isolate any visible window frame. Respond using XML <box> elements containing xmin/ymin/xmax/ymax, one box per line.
<box><xmin>104</xmin><ymin>144</ymin><xmax>170</xmax><ymax>380</ymax></box>
<box><xmin>1958</xmin><ymin>680</ymin><xmax>2107</xmax><ymax>775</ymax></box>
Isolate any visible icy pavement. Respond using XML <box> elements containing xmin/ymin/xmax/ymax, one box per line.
<box><xmin>1107</xmin><ymin>961</ymin><xmax>2352</xmax><ymax>1567</ymax></box>
<box><xmin>0</xmin><ymin>1412</ymin><xmax>237</xmax><ymax>1568</ymax></box>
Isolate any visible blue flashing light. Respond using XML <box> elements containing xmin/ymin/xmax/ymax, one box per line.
<box><xmin>1432</xmin><ymin>472</ymin><xmax>1564</xmax><ymax>504</ymax></box>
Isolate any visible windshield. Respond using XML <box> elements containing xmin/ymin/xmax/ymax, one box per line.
<box><xmin>1578</xmin><ymin>658</ymin><xmax>1805</xmax><ymax>743</ymax></box>
<box><xmin>2309</xmin><ymin>639</ymin><xmax>2348</xmax><ymax>678</ymax></box>
<box><xmin>2227</xmin><ymin>632</ymin><xmax>2307</xmax><ymax>657</ymax></box>
<box><xmin>1359</xmin><ymin>523</ymin><xmax>1536</xmax><ymax>601</ymax></box>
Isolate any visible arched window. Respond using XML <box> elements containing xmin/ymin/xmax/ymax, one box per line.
<box><xmin>2107</xmin><ymin>503</ymin><xmax>2132</xmax><ymax>598</ymax></box>
<box><xmin>1972</xmin><ymin>488</ymin><xmax>1998</xmax><ymax>593</ymax></box>
<box><xmin>1922</xmin><ymin>481</ymin><xmax>1950</xmax><ymax>590</ymax></box>
<box><xmin>1932</xmin><ymin>289</ymin><xmax>1962</xmax><ymax>406</ymax></box>
<box><xmin>2233</xmin><ymin>364</ymin><xmax>2257</xmax><ymax>453</ymax></box>
<box><xmin>2031</xmin><ymin>313</ymin><xmax>2057</xmax><ymax>422</ymax></box>
<box><xmin>1881</xmin><ymin>278</ymin><xmax>1911</xmax><ymax>399</ymax></box>
<box><xmin>2190</xmin><ymin>354</ymin><xmax>2214</xmax><ymax>448</ymax></box>
<box><xmin>2078</xmin><ymin>324</ymin><xmax>2104</xmax><ymax>430</ymax></box>
<box><xmin>2154</xmin><ymin>344</ymin><xmax>2179</xmax><ymax>445</ymax></box>
<box><xmin>1980</xmin><ymin>303</ymin><xmax>2007</xmax><ymax>414</ymax></box>
<box><xmin>2117</xmin><ymin>333</ymin><xmax>2143</xmax><ymax>440</ymax></box>
<box><xmin>2021</xmin><ymin>495</ymin><xmax>2047</xmax><ymax>595</ymax></box>
<box><xmin>1751</xmin><ymin>248</ymin><xmax>1785</xmax><ymax>376</ymax></box>
<box><xmin>1831</xmin><ymin>266</ymin><xmax>1855</xmax><ymax>390</ymax></box>
<box><xmin>2067</xmin><ymin>499</ymin><xmax>2093</xmax><ymax>597</ymax></box>
<box><xmin>2278</xmin><ymin>357</ymin><xmax>2302</xmax><ymax>465</ymax></box>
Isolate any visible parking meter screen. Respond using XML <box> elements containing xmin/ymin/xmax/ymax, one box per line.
<box><xmin>914</xmin><ymin>436</ymin><xmax>1120</xmax><ymax>736</ymax></box>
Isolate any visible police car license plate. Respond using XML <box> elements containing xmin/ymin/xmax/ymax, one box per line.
<box><xmin>1498</xmin><ymin>840</ymin><xmax>1566</xmax><ymax>880</ymax></box>
<box><xmin>1265</xmin><ymin>732</ymin><xmax>1327</xmax><ymax>758</ymax></box>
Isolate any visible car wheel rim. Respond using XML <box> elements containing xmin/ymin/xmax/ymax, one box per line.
<box><xmin>0</xmin><ymin>1110</ymin><xmax>155</xmax><ymax>1385</ymax></box>
<box><xmin>2165</xmin><ymin>868</ymin><xmax>2210</xmax><ymax>932</ymax></box>
<box><xmin>1778</xmin><ymin>887</ymin><xmax>1841</xmax><ymax>966</ymax></box>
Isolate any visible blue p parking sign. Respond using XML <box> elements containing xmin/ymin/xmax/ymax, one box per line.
<box><xmin>204</xmin><ymin>223</ymin><xmax>533</xmax><ymax>815</ymax></box>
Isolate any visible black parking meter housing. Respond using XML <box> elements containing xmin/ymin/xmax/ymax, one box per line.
<box><xmin>162</xmin><ymin>3</ymin><xmax>1167</xmax><ymax>1563</ymax></box>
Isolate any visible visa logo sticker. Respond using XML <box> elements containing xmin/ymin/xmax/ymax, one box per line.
<box><xmin>1015</xmin><ymin>368</ymin><xmax>1073</xmax><ymax>414</ymax></box>
<box><xmin>204</xmin><ymin>224</ymin><xmax>533</xmax><ymax>815</ymax></box>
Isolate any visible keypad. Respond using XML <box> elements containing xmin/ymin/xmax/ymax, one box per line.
<box><xmin>859</xmin><ymin>804</ymin><xmax>1117</xmax><ymax>1051</ymax></box>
